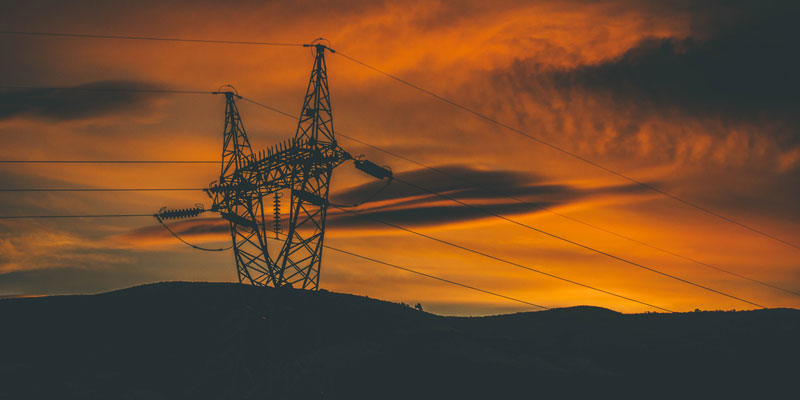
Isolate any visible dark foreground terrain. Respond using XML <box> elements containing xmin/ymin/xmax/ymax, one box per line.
<box><xmin>1</xmin><ymin>282</ymin><xmax>798</xmax><ymax>399</ymax></box>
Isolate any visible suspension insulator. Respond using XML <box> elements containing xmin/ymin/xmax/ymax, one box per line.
<box><xmin>158</xmin><ymin>205</ymin><xmax>205</xmax><ymax>220</ymax></box>
<box><xmin>273</xmin><ymin>192</ymin><xmax>283</xmax><ymax>238</ymax></box>
<box><xmin>293</xmin><ymin>189</ymin><xmax>328</xmax><ymax>207</ymax></box>
<box><xmin>355</xmin><ymin>159</ymin><xmax>393</xmax><ymax>180</ymax></box>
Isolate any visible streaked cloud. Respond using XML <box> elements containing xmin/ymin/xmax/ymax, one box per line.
<box><xmin>0</xmin><ymin>0</ymin><xmax>797</xmax><ymax>314</ymax></box>
<box><xmin>0</xmin><ymin>80</ymin><xmax>167</xmax><ymax>121</ymax></box>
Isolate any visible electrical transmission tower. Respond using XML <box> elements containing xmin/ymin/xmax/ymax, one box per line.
<box><xmin>158</xmin><ymin>41</ymin><xmax>392</xmax><ymax>290</ymax></box>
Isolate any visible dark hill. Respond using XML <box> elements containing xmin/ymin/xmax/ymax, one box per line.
<box><xmin>1</xmin><ymin>282</ymin><xmax>798</xmax><ymax>399</ymax></box>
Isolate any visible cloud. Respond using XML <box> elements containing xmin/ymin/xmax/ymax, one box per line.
<box><xmin>330</xmin><ymin>164</ymin><xmax>649</xmax><ymax>228</ymax></box>
<box><xmin>1</xmin><ymin>0</ymin><xmax>797</xmax><ymax>313</ymax></box>
<box><xmin>545</xmin><ymin>12</ymin><xmax>800</xmax><ymax>123</ymax></box>
<box><xmin>0</xmin><ymin>228</ymin><xmax>132</xmax><ymax>274</ymax></box>
<box><xmin>117</xmin><ymin>218</ymin><xmax>230</xmax><ymax>248</ymax></box>
<box><xmin>118</xmin><ymin>164</ymin><xmax>650</xmax><ymax>247</ymax></box>
<box><xmin>502</xmin><ymin>0</ymin><xmax>800</xmax><ymax>125</ymax></box>
<box><xmin>333</xmin><ymin>165</ymin><xmax>551</xmax><ymax>205</ymax></box>
<box><xmin>472</xmin><ymin>0</ymin><xmax>800</xmax><ymax>173</ymax></box>
<box><xmin>0</xmin><ymin>80</ymin><xmax>167</xmax><ymax>121</ymax></box>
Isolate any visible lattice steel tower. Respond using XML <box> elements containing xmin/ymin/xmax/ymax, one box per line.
<box><xmin>187</xmin><ymin>42</ymin><xmax>391</xmax><ymax>290</ymax></box>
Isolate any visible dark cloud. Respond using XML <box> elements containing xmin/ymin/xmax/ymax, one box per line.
<box><xmin>332</xmin><ymin>165</ymin><xmax>558</xmax><ymax>205</ymax></box>
<box><xmin>539</xmin><ymin>1</ymin><xmax>800</xmax><ymax>124</ymax></box>
<box><xmin>122</xmin><ymin>165</ymin><xmax>648</xmax><ymax>240</ymax></box>
<box><xmin>329</xmin><ymin>202</ymin><xmax>556</xmax><ymax>229</ymax></box>
<box><xmin>0</xmin><ymin>80</ymin><xmax>166</xmax><ymax>121</ymax></box>
<box><xmin>329</xmin><ymin>164</ymin><xmax>647</xmax><ymax>228</ymax></box>
<box><xmin>477</xmin><ymin>0</ymin><xmax>800</xmax><ymax>169</ymax></box>
<box><xmin>121</xmin><ymin>218</ymin><xmax>229</xmax><ymax>242</ymax></box>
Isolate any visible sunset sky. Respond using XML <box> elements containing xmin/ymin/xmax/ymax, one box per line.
<box><xmin>1</xmin><ymin>0</ymin><xmax>798</xmax><ymax>315</ymax></box>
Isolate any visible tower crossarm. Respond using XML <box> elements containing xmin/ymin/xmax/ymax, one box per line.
<box><xmin>223</xmin><ymin>138</ymin><xmax>351</xmax><ymax>197</ymax></box>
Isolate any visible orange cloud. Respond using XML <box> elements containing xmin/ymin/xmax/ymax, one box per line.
<box><xmin>0</xmin><ymin>0</ymin><xmax>798</xmax><ymax>315</ymax></box>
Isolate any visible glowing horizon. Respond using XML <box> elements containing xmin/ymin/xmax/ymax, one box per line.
<box><xmin>1</xmin><ymin>0</ymin><xmax>798</xmax><ymax>315</ymax></box>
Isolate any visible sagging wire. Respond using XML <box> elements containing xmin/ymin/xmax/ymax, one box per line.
<box><xmin>155</xmin><ymin>204</ymin><xmax>252</xmax><ymax>252</ymax></box>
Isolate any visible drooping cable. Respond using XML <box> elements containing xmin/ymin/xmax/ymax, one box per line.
<box><xmin>0</xmin><ymin>160</ymin><xmax>219</xmax><ymax>164</ymax></box>
<box><xmin>322</xmin><ymin>243</ymin><xmax>549</xmax><ymax>310</ymax></box>
<box><xmin>0</xmin><ymin>188</ymin><xmax>205</xmax><ymax>192</ymax></box>
<box><xmin>2</xmin><ymin>33</ymin><xmax>796</xmax><ymax>249</ymax></box>
<box><xmin>263</xmin><ymin>234</ymin><xmax>548</xmax><ymax>310</ymax></box>
<box><xmin>0</xmin><ymin>86</ymin><xmax>791</xmax><ymax>301</ymax></box>
<box><xmin>0</xmin><ymin>31</ymin><xmax>304</xmax><ymax>47</ymax></box>
<box><xmin>241</xmin><ymin>96</ymin><xmax>799</xmax><ymax>300</ymax></box>
<box><xmin>388</xmin><ymin>176</ymin><xmax>766</xmax><ymax>309</ymax></box>
<box><xmin>0</xmin><ymin>214</ymin><xmax>152</xmax><ymax>218</ymax></box>
<box><xmin>330</xmin><ymin>205</ymin><xmax>676</xmax><ymax>313</ymax></box>
<box><xmin>154</xmin><ymin>214</ymin><xmax>232</xmax><ymax>252</ymax></box>
<box><xmin>0</xmin><ymin>84</ymin><xmax>213</xmax><ymax>94</ymax></box>
<box><xmin>333</xmin><ymin>51</ymin><xmax>800</xmax><ymax>252</ymax></box>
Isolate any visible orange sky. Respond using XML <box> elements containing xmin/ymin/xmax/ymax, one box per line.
<box><xmin>1</xmin><ymin>0</ymin><xmax>798</xmax><ymax>315</ymax></box>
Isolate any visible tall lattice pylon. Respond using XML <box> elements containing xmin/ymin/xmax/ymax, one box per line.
<box><xmin>209</xmin><ymin>87</ymin><xmax>276</xmax><ymax>286</ymax></box>
<box><xmin>204</xmin><ymin>44</ymin><xmax>354</xmax><ymax>289</ymax></box>
<box><xmin>168</xmin><ymin>42</ymin><xmax>391</xmax><ymax>289</ymax></box>
<box><xmin>273</xmin><ymin>42</ymin><xmax>344</xmax><ymax>289</ymax></box>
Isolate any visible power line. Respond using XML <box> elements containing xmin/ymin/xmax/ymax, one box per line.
<box><xmin>6</xmin><ymin>154</ymin><xmax>793</xmax><ymax>298</ymax></box>
<box><xmin>550</xmin><ymin>213</ymin><xmax>800</xmax><ymax>298</ymax></box>
<box><xmin>0</xmin><ymin>188</ymin><xmax>205</xmax><ymax>192</ymax></box>
<box><xmin>0</xmin><ymin>210</ymin><xmax>671</xmax><ymax>311</ymax></box>
<box><xmin>156</xmin><ymin>214</ymin><xmax>234</xmax><ymax>252</ymax></box>
<box><xmin>333</xmin><ymin>51</ymin><xmax>800</xmax><ymax>252</ymax></box>
<box><xmin>0</xmin><ymin>214</ymin><xmax>152</xmax><ymax>219</ymax></box>
<box><xmin>0</xmin><ymin>30</ymin><xmax>304</xmax><ymax>47</ymax></box>
<box><xmin>0</xmin><ymin>160</ymin><xmax>219</xmax><ymax>164</ymax></box>
<box><xmin>241</xmin><ymin>97</ymin><xmax>297</xmax><ymax>119</ymax></box>
<box><xmin>0</xmin><ymin>84</ymin><xmax>212</xmax><ymax>94</ymax></box>
<box><xmin>156</xmin><ymin>212</ymin><xmax>550</xmax><ymax>310</ymax></box>
<box><xmin>1</xmin><ymin>210</ymin><xmax>546</xmax><ymax>309</ymax></box>
<box><xmin>240</xmin><ymin>96</ymin><xmax>800</xmax><ymax>299</ymax></box>
<box><xmin>330</xmin><ymin>205</ymin><xmax>675</xmax><ymax>313</ymax></box>
<box><xmin>2</xmin><ymin>89</ymin><xmax>790</xmax><ymax>301</ymax></box>
<box><xmin>1</xmin><ymin>85</ymin><xmax>790</xmax><ymax>295</ymax></box>
<box><xmin>322</xmin><ymin>243</ymin><xmax>548</xmax><ymax>310</ymax></box>
<box><xmin>389</xmin><ymin>176</ymin><xmax>766</xmax><ymax>309</ymax></box>
<box><xmin>0</xmin><ymin>85</ymin><xmax>219</xmax><ymax>165</ymax></box>
<box><xmin>1</xmin><ymin>33</ymin><xmax>795</xmax><ymax>248</ymax></box>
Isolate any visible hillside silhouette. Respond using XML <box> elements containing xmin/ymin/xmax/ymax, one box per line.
<box><xmin>1</xmin><ymin>282</ymin><xmax>797</xmax><ymax>399</ymax></box>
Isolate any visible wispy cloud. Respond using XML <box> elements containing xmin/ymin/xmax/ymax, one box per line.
<box><xmin>0</xmin><ymin>80</ymin><xmax>169</xmax><ymax>121</ymax></box>
<box><xmin>116</xmin><ymin>164</ymin><xmax>652</xmax><ymax>247</ymax></box>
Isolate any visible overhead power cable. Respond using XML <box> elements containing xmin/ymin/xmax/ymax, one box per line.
<box><xmin>0</xmin><ymin>209</ymin><xmax>545</xmax><ymax>309</ymax></box>
<box><xmin>322</xmin><ymin>243</ymin><xmax>548</xmax><ymax>310</ymax></box>
<box><xmin>0</xmin><ymin>188</ymin><xmax>205</xmax><ymax>192</ymax></box>
<box><xmin>333</xmin><ymin>51</ymin><xmax>800</xmax><ymax>252</ymax></box>
<box><xmin>0</xmin><ymin>160</ymin><xmax>219</xmax><ymax>164</ymax></box>
<box><xmin>240</xmin><ymin>96</ymin><xmax>800</xmax><ymax>299</ymax></box>
<box><xmin>2</xmin><ymin>32</ymin><xmax>795</xmax><ymax>248</ymax></box>
<box><xmin>388</xmin><ymin>176</ymin><xmax>766</xmax><ymax>309</ymax></box>
<box><xmin>330</xmin><ymin>205</ymin><xmax>675</xmax><ymax>313</ymax></box>
<box><xmin>2</xmin><ymin>86</ymin><xmax>791</xmax><ymax>295</ymax></box>
<box><xmin>1</xmin><ymin>89</ymin><xmax>790</xmax><ymax>300</ymax></box>
<box><xmin>0</xmin><ymin>84</ymin><xmax>212</xmax><ymax>94</ymax></box>
<box><xmin>155</xmin><ymin>214</ymin><xmax>233</xmax><ymax>252</ymax></box>
<box><xmin>0</xmin><ymin>214</ymin><xmax>152</xmax><ymax>219</ymax></box>
<box><xmin>157</xmin><ymin>209</ymin><xmax>545</xmax><ymax>307</ymax></box>
<box><xmin>0</xmin><ymin>31</ymin><xmax>304</xmax><ymax>47</ymax></box>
